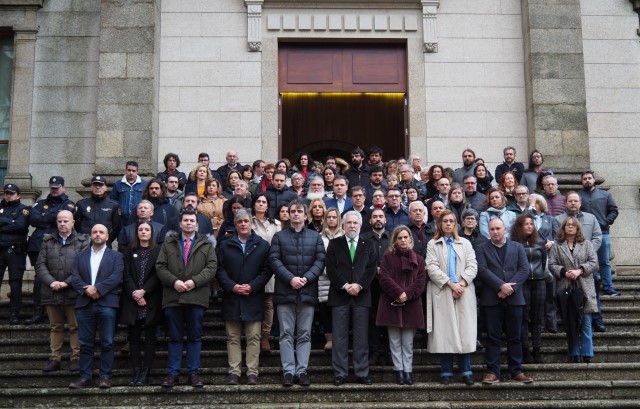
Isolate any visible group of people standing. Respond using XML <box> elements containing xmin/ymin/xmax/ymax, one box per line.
<box><xmin>0</xmin><ymin>144</ymin><xmax>619</xmax><ymax>389</ymax></box>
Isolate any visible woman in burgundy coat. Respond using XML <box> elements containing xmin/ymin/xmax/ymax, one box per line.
<box><xmin>376</xmin><ymin>225</ymin><xmax>427</xmax><ymax>386</ymax></box>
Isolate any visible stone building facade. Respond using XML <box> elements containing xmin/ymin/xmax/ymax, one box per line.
<box><xmin>0</xmin><ymin>0</ymin><xmax>639</xmax><ymax>263</ymax></box>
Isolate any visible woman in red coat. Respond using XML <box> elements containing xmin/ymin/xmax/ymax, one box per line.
<box><xmin>376</xmin><ymin>225</ymin><xmax>427</xmax><ymax>385</ymax></box>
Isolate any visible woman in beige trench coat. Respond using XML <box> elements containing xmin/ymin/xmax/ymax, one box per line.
<box><xmin>426</xmin><ymin>209</ymin><xmax>478</xmax><ymax>386</ymax></box>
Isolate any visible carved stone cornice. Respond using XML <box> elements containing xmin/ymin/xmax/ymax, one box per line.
<box><xmin>0</xmin><ymin>0</ymin><xmax>42</xmax><ymax>6</ymax></box>
<box><xmin>421</xmin><ymin>0</ymin><xmax>439</xmax><ymax>53</ymax></box>
<box><xmin>264</xmin><ymin>0</ymin><xmax>420</xmax><ymax>9</ymax></box>
<box><xmin>245</xmin><ymin>0</ymin><xmax>264</xmax><ymax>52</ymax></box>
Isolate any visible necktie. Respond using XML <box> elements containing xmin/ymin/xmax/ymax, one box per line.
<box><xmin>183</xmin><ymin>238</ymin><xmax>191</xmax><ymax>266</ymax></box>
<box><xmin>446</xmin><ymin>238</ymin><xmax>458</xmax><ymax>283</ymax></box>
<box><xmin>349</xmin><ymin>239</ymin><xmax>356</xmax><ymax>262</ymax></box>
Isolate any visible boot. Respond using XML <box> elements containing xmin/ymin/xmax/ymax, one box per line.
<box><xmin>324</xmin><ymin>334</ymin><xmax>333</xmax><ymax>351</ymax></box>
<box><xmin>128</xmin><ymin>368</ymin><xmax>141</xmax><ymax>386</ymax></box>
<box><xmin>523</xmin><ymin>348</ymin><xmax>534</xmax><ymax>364</ymax></box>
<box><xmin>25</xmin><ymin>306</ymin><xmax>44</xmax><ymax>325</ymax></box>
<box><xmin>135</xmin><ymin>367</ymin><xmax>150</xmax><ymax>386</ymax></box>
<box><xmin>403</xmin><ymin>372</ymin><xmax>414</xmax><ymax>385</ymax></box>
<box><xmin>9</xmin><ymin>308</ymin><xmax>20</xmax><ymax>325</ymax></box>
<box><xmin>260</xmin><ymin>336</ymin><xmax>271</xmax><ymax>352</ymax></box>
<box><xmin>533</xmin><ymin>347</ymin><xmax>544</xmax><ymax>364</ymax></box>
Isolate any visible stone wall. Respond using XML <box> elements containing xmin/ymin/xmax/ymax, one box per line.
<box><xmin>31</xmin><ymin>0</ymin><xmax>101</xmax><ymax>196</ymax></box>
<box><xmin>424</xmin><ymin>0</ymin><xmax>528</xmax><ymax>172</ymax></box>
<box><xmin>580</xmin><ymin>0</ymin><xmax>640</xmax><ymax>264</ymax></box>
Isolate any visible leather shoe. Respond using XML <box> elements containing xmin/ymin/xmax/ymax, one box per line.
<box><xmin>440</xmin><ymin>376</ymin><xmax>451</xmax><ymax>385</ymax></box>
<box><xmin>482</xmin><ymin>373</ymin><xmax>499</xmax><ymax>384</ymax></box>
<box><xmin>569</xmin><ymin>356</ymin><xmax>581</xmax><ymax>363</ymax></box>
<box><xmin>298</xmin><ymin>372</ymin><xmax>311</xmax><ymax>387</ymax></box>
<box><xmin>247</xmin><ymin>374</ymin><xmax>259</xmax><ymax>385</ymax></box>
<box><xmin>356</xmin><ymin>376</ymin><xmax>372</xmax><ymax>385</ymax></box>
<box><xmin>69</xmin><ymin>359</ymin><xmax>80</xmax><ymax>372</ymax></box>
<box><xmin>511</xmin><ymin>372</ymin><xmax>533</xmax><ymax>384</ymax></box>
<box><xmin>462</xmin><ymin>375</ymin><xmax>474</xmax><ymax>386</ymax></box>
<box><xmin>582</xmin><ymin>356</ymin><xmax>592</xmax><ymax>364</ymax></box>
<box><xmin>69</xmin><ymin>377</ymin><xmax>92</xmax><ymax>389</ymax></box>
<box><xmin>403</xmin><ymin>372</ymin><xmax>414</xmax><ymax>385</ymax></box>
<box><xmin>282</xmin><ymin>373</ymin><xmax>293</xmax><ymax>387</ymax></box>
<box><xmin>188</xmin><ymin>373</ymin><xmax>203</xmax><ymax>388</ymax></box>
<box><xmin>333</xmin><ymin>376</ymin><xmax>347</xmax><ymax>386</ymax></box>
<box><xmin>161</xmin><ymin>375</ymin><xmax>179</xmax><ymax>388</ymax></box>
<box><xmin>395</xmin><ymin>371</ymin><xmax>405</xmax><ymax>385</ymax></box>
<box><xmin>593</xmin><ymin>323</ymin><xmax>607</xmax><ymax>333</ymax></box>
<box><xmin>546</xmin><ymin>327</ymin><xmax>558</xmax><ymax>334</ymax></box>
<box><xmin>42</xmin><ymin>359</ymin><xmax>61</xmax><ymax>373</ymax></box>
<box><xmin>98</xmin><ymin>376</ymin><xmax>112</xmax><ymax>389</ymax></box>
<box><xmin>227</xmin><ymin>374</ymin><xmax>240</xmax><ymax>385</ymax></box>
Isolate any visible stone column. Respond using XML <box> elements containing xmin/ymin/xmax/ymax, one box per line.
<box><xmin>521</xmin><ymin>0</ymin><xmax>589</xmax><ymax>173</ymax></box>
<box><xmin>95</xmin><ymin>0</ymin><xmax>155</xmax><ymax>178</ymax></box>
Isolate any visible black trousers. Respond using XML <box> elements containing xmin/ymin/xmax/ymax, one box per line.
<box><xmin>1</xmin><ymin>246</ymin><xmax>27</xmax><ymax>310</ymax></box>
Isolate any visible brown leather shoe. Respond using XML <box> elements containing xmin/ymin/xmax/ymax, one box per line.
<box><xmin>69</xmin><ymin>358</ymin><xmax>80</xmax><ymax>372</ymax></box>
<box><xmin>511</xmin><ymin>372</ymin><xmax>534</xmax><ymax>383</ymax></box>
<box><xmin>188</xmin><ymin>373</ymin><xmax>204</xmax><ymax>388</ymax></box>
<box><xmin>161</xmin><ymin>375</ymin><xmax>179</xmax><ymax>388</ymax></box>
<box><xmin>261</xmin><ymin>336</ymin><xmax>271</xmax><ymax>352</ymax></box>
<box><xmin>98</xmin><ymin>376</ymin><xmax>112</xmax><ymax>389</ymax></box>
<box><xmin>42</xmin><ymin>359</ymin><xmax>61</xmax><ymax>373</ymax></box>
<box><xmin>481</xmin><ymin>373</ymin><xmax>499</xmax><ymax>384</ymax></box>
<box><xmin>69</xmin><ymin>377</ymin><xmax>92</xmax><ymax>389</ymax></box>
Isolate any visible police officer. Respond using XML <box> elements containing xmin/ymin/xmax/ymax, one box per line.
<box><xmin>74</xmin><ymin>176</ymin><xmax>122</xmax><ymax>247</ymax></box>
<box><xmin>25</xmin><ymin>176</ymin><xmax>76</xmax><ymax>325</ymax></box>
<box><xmin>0</xmin><ymin>184</ymin><xmax>31</xmax><ymax>324</ymax></box>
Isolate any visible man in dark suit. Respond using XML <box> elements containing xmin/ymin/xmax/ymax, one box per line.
<box><xmin>326</xmin><ymin>211</ymin><xmax>377</xmax><ymax>386</ymax></box>
<box><xmin>323</xmin><ymin>176</ymin><xmax>352</xmax><ymax>214</ymax></box>
<box><xmin>476</xmin><ymin>218</ymin><xmax>533</xmax><ymax>385</ymax></box>
<box><xmin>69</xmin><ymin>224</ymin><xmax>124</xmax><ymax>389</ymax></box>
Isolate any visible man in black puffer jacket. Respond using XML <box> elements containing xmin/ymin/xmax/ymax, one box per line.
<box><xmin>74</xmin><ymin>176</ymin><xmax>122</xmax><ymax>247</ymax></box>
<box><xmin>269</xmin><ymin>199</ymin><xmax>325</xmax><ymax>388</ymax></box>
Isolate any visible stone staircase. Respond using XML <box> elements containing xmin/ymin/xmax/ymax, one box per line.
<box><xmin>1</xmin><ymin>268</ymin><xmax>639</xmax><ymax>408</ymax></box>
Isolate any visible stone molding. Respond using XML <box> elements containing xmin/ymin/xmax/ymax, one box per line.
<box><xmin>0</xmin><ymin>0</ymin><xmax>42</xmax><ymax>6</ymax></box>
<box><xmin>631</xmin><ymin>0</ymin><xmax>640</xmax><ymax>36</ymax></box>
<box><xmin>421</xmin><ymin>0</ymin><xmax>439</xmax><ymax>53</ymax></box>
<box><xmin>245</xmin><ymin>0</ymin><xmax>264</xmax><ymax>52</ymax></box>
<box><xmin>266</xmin><ymin>14</ymin><xmax>418</xmax><ymax>33</ymax></box>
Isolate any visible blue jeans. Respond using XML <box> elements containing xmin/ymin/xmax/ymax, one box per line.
<box><xmin>164</xmin><ymin>305</ymin><xmax>205</xmax><ymax>376</ymax></box>
<box><xmin>484</xmin><ymin>303</ymin><xmax>523</xmax><ymax>377</ymax></box>
<box><xmin>277</xmin><ymin>303</ymin><xmax>314</xmax><ymax>376</ymax></box>
<box><xmin>569</xmin><ymin>313</ymin><xmax>594</xmax><ymax>358</ymax></box>
<box><xmin>598</xmin><ymin>233</ymin><xmax>613</xmax><ymax>290</ymax></box>
<box><xmin>76</xmin><ymin>303</ymin><xmax>117</xmax><ymax>380</ymax></box>
<box><xmin>440</xmin><ymin>353</ymin><xmax>472</xmax><ymax>377</ymax></box>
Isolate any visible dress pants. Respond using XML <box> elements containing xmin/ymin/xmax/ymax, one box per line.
<box><xmin>0</xmin><ymin>246</ymin><xmax>26</xmax><ymax>310</ymax></box>
<box><xmin>164</xmin><ymin>305</ymin><xmax>205</xmax><ymax>376</ymax></box>
<box><xmin>226</xmin><ymin>320</ymin><xmax>261</xmax><ymax>376</ymax></box>
<box><xmin>332</xmin><ymin>300</ymin><xmax>370</xmax><ymax>378</ymax></box>
<box><xmin>387</xmin><ymin>327</ymin><xmax>416</xmax><ymax>372</ymax></box>
<box><xmin>277</xmin><ymin>303</ymin><xmax>314</xmax><ymax>376</ymax></box>
<box><xmin>46</xmin><ymin>304</ymin><xmax>79</xmax><ymax>361</ymax></box>
<box><xmin>484</xmin><ymin>303</ymin><xmax>524</xmax><ymax>377</ymax></box>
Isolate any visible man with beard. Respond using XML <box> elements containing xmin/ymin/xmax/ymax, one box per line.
<box><xmin>264</xmin><ymin>171</ymin><xmax>298</xmax><ymax>219</ymax></box>
<box><xmin>367</xmin><ymin>146</ymin><xmax>384</xmax><ymax>170</ymax></box>
<box><xmin>495</xmin><ymin>146</ymin><xmax>525</xmax><ymax>184</ymax></box>
<box><xmin>165</xmin><ymin>175</ymin><xmax>185</xmax><ymax>213</ymax></box>
<box><xmin>26</xmin><ymin>176</ymin><xmax>76</xmax><ymax>324</ymax></box>
<box><xmin>74</xmin><ymin>176</ymin><xmax>122</xmax><ymax>248</ymax></box>
<box><xmin>364</xmin><ymin>166</ymin><xmax>386</xmax><ymax>207</ymax></box>
<box><xmin>326</xmin><ymin>211</ymin><xmax>377</xmax><ymax>386</ymax></box>
<box><xmin>344</xmin><ymin>147</ymin><xmax>370</xmax><ymax>188</ymax></box>
<box><xmin>141</xmin><ymin>179</ymin><xmax>178</xmax><ymax>227</ymax></box>
<box><xmin>166</xmin><ymin>193</ymin><xmax>214</xmax><ymax>236</ymax></box>
<box><xmin>305</xmin><ymin>176</ymin><xmax>326</xmax><ymax>203</ymax></box>
<box><xmin>0</xmin><ymin>184</ymin><xmax>31</xmax><ymax>325</ymax></box>
<box><xmin>578</xmin><ymin>170</ymin><xmax>620</xmax><ymax>296</ymax></box>
<box><xmin>361</xmin><ymin>208</ymin><xmax>391</xmax><ymax>364</ymax></box>
<box><xmin>344</xmin><ymin>186</ymin><xmax>371</xmax><ymax>233</ymax></box>
<box><xmin>453</xmin><ymin>149</ymin><xmax>477</xmax><ymax>185</ymax></box>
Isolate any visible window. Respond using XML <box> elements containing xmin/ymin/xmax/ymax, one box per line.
<box><xmin>0</xmin><ymin>34</ymin><xmax>13</xmax><ymax>185</ymax></box>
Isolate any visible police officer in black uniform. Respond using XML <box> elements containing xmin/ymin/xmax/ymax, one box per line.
<box><xmin>25</xmin><ymin>176</ymin><xmax>76</xmax><ymax>325</ymax></box>
<box><xmin>74</xmin><ymin>176</ymin><xmax>122</xmax><ymax>247</ymax></box>
<box><xmin>0</xmin><ymin>184</ymin><xmax>31</xmax><ymax>324</ymax></box>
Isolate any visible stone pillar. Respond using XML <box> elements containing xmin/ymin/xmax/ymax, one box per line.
<box><xmin>95</xmin><ymin>0</ymin><xmax>155</xmax><ymax>177</ymax></box>
<box><xmin>521</xmin><ymin>0</ymin><xmax>589</xmax><ymax>173</ymax></box>
<box><xmin>4</xmin><ymin>3</ymin><xmax>41</xmax><ymax>191</ymax></box>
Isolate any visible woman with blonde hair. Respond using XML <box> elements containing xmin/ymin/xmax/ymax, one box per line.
<box><xmin>376</xmin><ymin>225</ymin><xmax>426</xmax><ymax>385</ymax></box>
<box><xmin>307</xmin><ymin>198</ymin><xmax>326</xmax><ymax>233</ymax></box>
<box><xmin>318</xmin><ymin>208</ymin><xmax>345</xmax><ymax>351</ymax></box>
<box><xmin>184</xmin><ymin>164</ymin><xmax>212</xmax><ymax>198</ymax></box>
<box><xmin>426</xmin><ymin>210</ymin><xmax>477</xmax><ymax>385</ymax></box>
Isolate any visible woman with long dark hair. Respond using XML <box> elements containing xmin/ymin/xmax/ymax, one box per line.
<box><xmin>121</xmin><ymin>221</ymin><xmax>162</xmax><ymax>386</ymax></box>
<box><xmin>474</xmin><ymin>164</ymin><xmax>493</xmax><ymax>195</ymax></box>
<box><xmin>549</xmin><ymin>217</ymin><xmax>598</xmax><ymax>363</ymax></box>
<box><xmin>511</xmin><ymin>213</ymin><xmax>547</xmax><ymax>364</ymax></box>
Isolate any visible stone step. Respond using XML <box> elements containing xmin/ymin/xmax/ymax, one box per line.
<box><xmin>0</xmin><ymin>380</ymin><xmax>638</xmax><ymax>408</ymax></box>
<box><xmin>3</xmin><ymin>362</ymin><xmax>640</xmax><ymax>389</ymax></box>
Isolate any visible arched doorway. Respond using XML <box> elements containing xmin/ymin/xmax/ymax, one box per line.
<box><xmin>278</xmin><ymin>43</ymin><xmax>408</xmax><ymax>164</ymax></box>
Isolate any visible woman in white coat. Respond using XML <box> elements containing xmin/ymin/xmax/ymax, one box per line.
<box><xmin>426</xmin><ymin>209</ymin><xmax>478</xmax><ymax>386</ymax></box>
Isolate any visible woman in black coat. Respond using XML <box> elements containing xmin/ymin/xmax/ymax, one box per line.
<box><xmin>121</xmin><ymin>221</ymin><xmax>162</xmax><ymax>386</ymax></box>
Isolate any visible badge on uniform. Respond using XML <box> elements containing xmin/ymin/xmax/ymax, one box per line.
<box><xmin>22</xmin><ymin>209</ymin><xmax>29</xmax><ymax>215</ymax></box>
<box><xmin>43</xmin><ymin>205</ymin><xmax>49</xmax><ymax>209</ymax></box>
<box><xmin>86</xmin><ymin>206</ymin><xmax>91</xmax><ymax>213</ymax></box>
<box><xmin>0</xmin><ymin>209</ymin><xmax>3</xmax><ymax>214</ymax></box>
